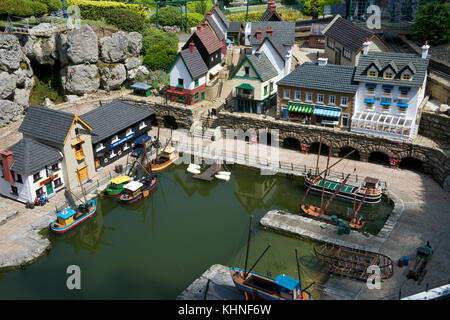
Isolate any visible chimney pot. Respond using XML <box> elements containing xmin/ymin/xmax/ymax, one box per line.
<box><xmin>421</xmin><ymin>41</ymin><xmax>430</xmax><ymax>59</ymax></box>
<box><xmin>189</xmin><ymin>41</ymin><xmax>195</xmax><ymax>53</ymax></box>
<box><xmin>256</xmin><ymin>28</ymin><xmax>261</xmax><ymax>40</ymax></box>
<box><xmin>215</xmin><ymin>2</ymin><xmax>219</xmax><ymax>8</ymax></box>
<box><xmin>318</xmin><ymin>56</ymin><xmax>328</xmax><ymax>66</ymax></box>
<box><xmin>363</xmin><ymin>39</ymin><xmax>370</xmax><ymax>55</ymax></box>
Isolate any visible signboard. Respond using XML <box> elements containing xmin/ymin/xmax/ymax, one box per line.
<box><xmin>250</xmin><ymin>135</ymin><xmax>257</xmax><ymax>144</ymax></box>
<box><xmin>301</xmin><ymin>144</ymin><xmax>308</xmax><ymax>154</ymax></box>
<box><xmin>110</xmin><ymin>132</ymin><xmax>136</xmax><ymax>149</ymax></box>
<box><xmin>39</xmin><ymin>173</ymin><xmax>58</xmax><ymax>186</ymax></box>
<box><xmin>389</xmin><ymin>158</ymin><xmax>398</xmax><ymax>168</ymax></box>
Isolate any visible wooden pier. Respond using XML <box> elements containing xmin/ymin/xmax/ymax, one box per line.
<box><xmin>192</xmin><ymin>162</ymin><xmax>222</xmax><ymax>182</ymax></box>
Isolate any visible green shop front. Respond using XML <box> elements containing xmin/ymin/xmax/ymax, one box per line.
<box><xmin>234</xmin><ymin>83</ymin><xmax>275</xmax><ymax>114</ymax></box>
<box><xmin>283</xmin><ymin>102</ymin><xmax>314</xmax><ymax>124</ymax></box>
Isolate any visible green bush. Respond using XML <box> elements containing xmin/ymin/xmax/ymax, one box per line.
<box><xmin>38</xmin><ymin>0</ymin><xmax>62</xmax><ymax>12</ymax></box>
<box><xmin>143</xmin><ymin>41</ymin><xmax>178</xmax><ymax>70</ymax></box>
<box><xmin>302</xmin><ymin>0</ymin><xmax>323</xmax><ymax>16</ymax></box>
<box><xmin>152</xmin><ymin>6</ymin><xmax>182</xmax><ymax>26</ymax></box>
<box><xmin>185</xmin><ymin>12</ymin><xmax>204</xmax><ymax>29</ymax></box>
<box><xmin>413</xmin><ymin>1</ymin><xmax>450</xmax><ymax>45</ymax></box>
<box><xmin>142</xmin><ymin>26</ymin><xmax>178</xmax><ymax>54</ymax></box>
<box><xmin>0</xmin><ymin>0</ymin><xmax>48</xmax><ymax>18</ymax></box>
<box><xmin>104</xmin><ymin>8</ymin><xmax>146</xmax><ymax>32</ymax></box>
<box><xmin>66</xmin><ymin>0</ymin><xmax>147</xmax><ymax>20</ymax></box>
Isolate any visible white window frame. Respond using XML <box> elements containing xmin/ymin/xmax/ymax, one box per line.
<box><xmin>123</xmin><ymin>142</ymin><xmax>130</xmax><ymax>151</ymax></box>
<box><xmin>305</xmin><ymin>92</ymin><xmax>313</xmax><ymax>103</ymax></box>
<box><xmin>340</xmin><ymin>96</ymin><xmax>348</xmax><ymax>107</ymax></box>
<box><xmin>126</xmin><ymin>128</ymin><xmax>134</xmax><ymax>136</ymax></box>
<box><xmin>96</xmin><ymin>143</ymin><xmax>105</xmax><ymax>152</ymax></box>
<box><xmin>316</xmin><ymin>93</ymin><xmax>324</xmax><ymax>104</ymax></box>
<box><xmin>111</xmin><ymin>135</ymin><xmax>119</xmax><ymax>143</ymax></box>
<box><xmin>139</xmin><ymin>121</ymin><xmax>147</xmax><ymax>130</ymax></box>
<box><xmin>109</xmin><ymin>149</ymin><xmax>116</xmax><ymax>158</ymax></box>
<box><xmin>283</xmin><ymin>89</ymin><xmax>290</xmax><ymax>100</ymax></box>
<box><xmin>328</xmin><ymin>95</ymin><xmax>336</xmax><ymax>105</ymax></box>
<box><xmin>294</xmin><ymin>90</ymin><xmax>301</xmax><ymax>101</ymax></box>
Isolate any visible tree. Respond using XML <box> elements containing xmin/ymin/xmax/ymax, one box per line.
<box><xmin>413</xmin><ymin>0</ymin><xmax>450</xmax><ymax>45</ymax></box>
<box><xmin>143</xmin><ymin>41</ymin><xmax>178</xmax><ymax>70</ymax></box>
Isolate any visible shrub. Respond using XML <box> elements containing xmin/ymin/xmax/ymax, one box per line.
<box><xmin>104</xmin><ymin>8</ymin><xmax>146</xmax><ymax>32</ymax></box>
<box><xmin>0</xmin><ymin>0</ymin><xmax>48</xmax><ymax>18</ymax></box>
<box><xmin>143</xmin><ymin>41</ymin><xmax>177</xmax><ymax>70</ymax></box>
<box><xmin>413</xmin><ymin>1</ymin><xmax>450</xmax><ymax>45</ymax></box>
<box><xmin>226</xmin><ymin>9</ymin><xmax>305</xmax><ymax>24</ymax></box>
<box><xmin>142</xmin><ymin>26</ymin><xmax>178</xmax><ymax>54</ymax></box>
<box><xmin>302</xmin><ymin>0</ymin><xmax>323</xmax><ymax>16</ymax></box>
<box><xmin>38</xmin><ymin>0</ymin><xmax>62</xmax><ymax>12</ymax></box>
<box><xmin>66</xmin><ymin>0</ymin><xmax>147</xmax><ymax>20</ymax></box>
<box><xmin>185</xmin><ymin>12</ymin><xmax>204</xmax><ymax>29</ymax></box>
<box><xmin>187</xmin><ymin>0</ymin><xmax>213</xmax><ymax>15</ymax></box>
<box><xmin>151</xmin><ymin>6</ymin><xmax>181</xmax><ymax>26</ymax></box>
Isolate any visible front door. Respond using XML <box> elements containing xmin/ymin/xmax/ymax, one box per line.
<box><xmin>45</xmin><ymin>182</ymin><xmax>54</xmax><ymax>195</ymax></box>
<box><xmin>335</xmin><ymin>48</ymin><xmax>341</xmax><ymax>65</ymax></box>
<box><xmin>95</xmin><ymin>158</ymin><xmax>101</xmax><ymax>168</ymax></box>
<box><xmin>77</xmin><ymin>165</ymin><xmax>89</xmax><ymax>184</ymax></box>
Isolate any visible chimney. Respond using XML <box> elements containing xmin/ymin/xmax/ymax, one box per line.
<box><xmin>1</xmin><ymin>150</ymin><xmax>14</xmax><ymax>183</ymax></box>
<box><xmin>196</xmin><ymin>25</ymin><xmax>202</xmax><ymax>32</ymax></box>
<box><xmin>266</xmin><ymin>26</ymin><xmax>273</xmax><ymax>37</ymax></box>
<box><xmin>363</xmin><ymin>37</ymin><xmax>370</xmax><ymax>55</ymax></box>
<box><xmin>256</xmin><ymin>28</ymin><xmax>261</xmax><ymax>40</ymax></box>
<box><xmin>215</xmin><ymin>2</ymin><xmax>219</xmax><ymax>9</ymax></box>
<box><xmin>318</xmin><ymin>56</ymin><xmax>328</xmax><ymax>66</ymax></box>
<box><xmin>269</xmin><ymin>1</ymin><xmax>276</xmax><ymax>12</ymax></box>
<box><xmin>189</xmin><ymin>41</ymin><xmax>195</xmax><ymax>53</ymax></box>
<box><xmin>206</xmin><ymin>11</ymin><xmax>212</xmax><ymax>19</ymax></box>
<box><xmin>202</xmin><ymin>21</ymin><xmax>208</xmax><ymax>28</ymax></box>
<box><xmin>421</xmin><ymin>41</ymin><xmax>430</xmax><ymax>59</ymax></box>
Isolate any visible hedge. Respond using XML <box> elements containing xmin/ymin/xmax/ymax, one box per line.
<box><xmin>142</xmin><ymin>26</ymin><xmax>178</xmax><ymax>54</ymax></box>
<box><xmin>103</xmin><ymin>8</ymin><xmax>146</xmax><ymax>32</ymax></box>
<box><xmin>0</xmin><ymin>0</ymin><xmax>50</xmax><ymax>18</ymax></box>
<box><xmin>66</xmin><ymin>0</ymin><xmax>147</xmax><ymax>20</ymax></box>
<box><xmin>226</xmin><ymin>9</ymin><xmax>305</xmax><ymax>24</ymax></box>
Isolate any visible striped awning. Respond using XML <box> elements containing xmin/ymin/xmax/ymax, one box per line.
<box><xmin>287</xmin><ymin>103</ymin><xmax>313</xmax><ymax>114</ymax></box>
<box><xmin>313</xmin><ymin>106</ymin><xmax>341</xmax><ymax>118</ymax></box>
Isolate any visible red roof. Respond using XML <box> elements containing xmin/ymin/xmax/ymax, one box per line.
<box><xmin>195</xmin><ymin>26</ymin><xmax>222</xmax><ymax>54</ymax></box>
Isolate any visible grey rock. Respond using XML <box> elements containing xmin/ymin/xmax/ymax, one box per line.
<box><xmin>56</xmin><ymin>32</ymin><xmax>69</xmax><ymax>66</ymax></box>
<box><xmin>439</xmin><ymin>104</ymin><xmax>449</xmax><ymax>114</ymax></box>
<box><xmin>99</xmin><ymin>63</ymin><xmax>126</xmax><ymax>90</ymax></box>
<box><xmin>0</xmin><ymin>72</ymin><xmax>17</xmax><ymax>99</ymax></box>
<box><xmin>66</xmin><ymin>25</ymin><xmax>98</xmax><ymax>64</ymax></box>
<box><xmin>0</xmin><ymin>34</ymin><xmax>23</xmax><ymax>72</ymax></box>
<box><xmin>13</xmin><ymin>88</ymin><xmax>31</xmax><ymax>107</ymax></box>
<box><xmin>0</xmin><ymin>100</ymin><xmax>24</xmax><ymax>126</ymax></box>
<box><xmin>100</xmin><ymin>31</ymin><xmax>128</xmax><ymax>63</ymax></box>
<box><xmin>127</xmin><ymin>32</ymin><xmax>142</xmax><ymax>56</ymax></box>
<box><xmin>61</xmin><ymin>64</ymin><xmax>100</xmax><ymax>95</ymax></box>
<box><xmin>125</xmin><ymin>56</ymin><xmax>142</xmax><ymax>70</ymax></box>
<box><xmin>22</xmin><ymin>33</ymin><xmax>57</xmax><ymax>65</ymax></box>
<box><xmin>127</xmin><ymin>65</ymin><xmax>150</xmax><ymax>80</ymax></box>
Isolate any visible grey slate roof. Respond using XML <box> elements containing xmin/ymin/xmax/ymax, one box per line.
<box><xmin>277</xmin><ymin>62</ymin><xmax>358</xmax><ymax>94</ymax></box>
<box><xmin>80</xmin><ymin>100</ymin><xmax>155</xmax><ymax>144</ymax></box>
<box><xmin>179</xmin><ymin>47</ymin><xmax>209</xmax><ymax>80</ymax></box>
<box><xmin>228</xmin><ymin>21</ymin><xmax>242</xmax><ymax>33</ymax></box>
<box><xmin>210</xmin><ymin>6</ymin><xmax>230</xmax><ymax>30</ymax></box>
<box><xmin>9</xmin><ymin>138</ymin><xmax>62</xmax><ymax>175</ymax></box>
<box><xmin>324</xmin><ymin>16</ymin><xmax>375</xmax><ymax>52</ymax></box>
<box><xmin>249</xmin><ymin>21</ymin><xmax>295</xmax><ymax>47</ymax></box>
<box><xmin>204</xmin><ymin>16</ymin><xmax>225</xmax><ymax>40</ymax></box>
<box><xmin>258</xmin><ymin>35</ymin><xmax>288</xmax><ymax>59</ymax></box>
<box><xmin>354</xmin><ymin>51</ymin><xmax>430</xmax><ymax>87</ymax></box>
<box><xmin>18</xmin><ymin>105</ymin><xmax>76</xmax><ymax>145</ymax></box>
<box><xmin>311</xmin><ymin>23</ymin><xmax>326</xmax><ymax>36</ymax></box>
<box><xmin>259</xmin><ymin>8</ymin><xmax>283</xmax><ymax>22</ymax></box>
<box><xmin>246</xmin><ymin>52</ymin><xmax>278</xmax><ymax>82</ymax></box>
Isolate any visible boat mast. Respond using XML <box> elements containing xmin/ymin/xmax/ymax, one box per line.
<box><xmin>320</xmin><ymin>144</ymin><xmax>332</xmax><ymax>212</ymax></box>
<box><xmin>134</xmin><ymin>158</ymin><xmax>152</xmax><ymax>176</ymax></box>
<box><xmin>245</xmin><ymin>244</ymin><xmax>271</xmax><ymax>279</ymax></box>
<box><xmin>317</xmin><ymin>149</ymin><xmax>355</xmax><ymax>177</ymax></box>
<box><xmin>76</xmin><ymin>169</ymin><xmax>88</xmax><ymax>205</ymax></box>
<box><xmin>295</xmin><ymin>248</ymin><xmax>303</xmax><ymax>296</ymax></box>
<box><xmin>243</xmin><ymin>215</ymin><xmax>253</xmax><ymax>279</ymax></box>
<box><xmin>144</xmin><ymin>140</ymin><xmax>153</xmax><ymax>175</ymax></box>
<box><xmin>65</xmin><ymin>187</ymin><xmax>85</xmax><ymax>205</ymax></box>
<box><xmin>315</xmin><ymin>133</ymin><xmax>323</xmax><ymax>176</ymax></box>
<box><xmin>323</xmin><ymin>170</ymin><xmax>355</xmax><ymax>211</ymax></box>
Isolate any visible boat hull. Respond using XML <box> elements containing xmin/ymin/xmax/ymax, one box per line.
<box><xmin>151</xmin><ymin>154</ymin><xmax>179</xmax><ymax>172</ymax></box>
<box><xmin>119</xmin><ymin>175</ymin><xmax>158</xmax><ymax>204</ymax></box>
<box><xmin>50</xmin><ymin>200</ymin><xmax>97</xmax><ymax>233</ymax></box>
<box><xmin>304</xmin><ymin>175</ymin><xmax>382</xmax><ymax>205</ymax></box>
<box><xmin>300</xmin><ymin>204</ymin><xmax>366</xmax><ymax>231</ymax></box>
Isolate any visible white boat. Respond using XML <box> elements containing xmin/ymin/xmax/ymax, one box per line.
<box><xmin>215</xmin><ymin>174</ymin><xmax>230</xmax><ymax>181</ymax></box>
<box><xmin>187</xmin><ymin>167</ymin><xmax>201</xmax><ymax>175</ymax></box>
<box><xmin>188</xmin><ymin>164</ymin><xmax>201</xmax><ymax>169</ymax></box>
<box><xmin>217</xmin><ymin>171</ymin><xmax>231</xmax><ymax>176</ymax></box>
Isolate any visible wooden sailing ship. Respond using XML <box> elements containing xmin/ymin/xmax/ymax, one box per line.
<box><xmin>314</xmin><ymin>244</ymin><xmax>394</xmax><ymax>281</ymax></box>
<box><xmin>229</xmin><ymin>216</ymin><xmax>313</xmax><ymax>300</ymax></box>
<box><xmin>300</xmin><ymin>135</ymin><xmax>367</xmax><ymax>231</ymax></box>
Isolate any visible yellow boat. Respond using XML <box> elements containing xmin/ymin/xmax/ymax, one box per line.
<box><xmin>151</xmin><ymin>146</ymin><xmax>179</xmax><ymax>172</ymax></box>
<box><xmin>105</xmin><ymin>175</ymin><xmax>132</xmax><ymax>197</ymax></box>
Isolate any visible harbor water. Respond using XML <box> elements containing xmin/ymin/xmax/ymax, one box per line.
<box><xmin>0</xmin><ymin>165</ymin><xmax>393</xmax><ymax>299</ymax></box>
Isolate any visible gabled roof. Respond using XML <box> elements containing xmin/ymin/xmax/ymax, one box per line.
<box><xmin>323</xmin><ymin>15</ymin><xmax>388</xmax><ymax>53</ymax></box>
<box><xmin>233</xmin><ymin>52</ymin><xmax>278</xmax><ymax>82</ymax></box>
<box><xmin>210</xmin><ymin>5</ymin><xmax>230</xmax><ymax>30</ymax></box>
<box><xmin>259</xmin><ymin>9</ymin><xmax>283</xmax><ymax>22</ymax></box>
<box><xmin>80</xmin><ymin>100</ymin><xmax>155</xmax><ymax>144</ymax></box>
<box><xmin>354</xmin><ymin>51</ymin><xmax>430</xmax><ymax>87</ymax></box>
<box><xmin>184</xmin><ymin>26</ymin><xmax>222</xmax><ymax>55</ymax></box>
<box><xmin>228</xmin><ymin>21</ymin><xmax>242</xmax><ymax>33</ymax></box>
<box><xmin>277</xmin><ymin>62</ymin><xmax>358</xmax><ymax>94</ymax></box>
<box><xmin>257</xmin><ymin>36</ymin><xmax>287</xmax><ymax>61</ymax></box>
<box><xmin>8</xmin><ymin>138</ymin><xmax>62</xmax><ymax>175</ymax></box>
<box><xmin>311</xmin><ymin>23</ymin><xmax>326</xmax><ymax>36</ymax></box>
<box><xmin>203</xmin><ymin>16</ymin><xmax>225</xmax><ymax>40</ymax></box>
<box><xmin>178</xmin><ymin>47</ymin><xmax>209</xmax><ymax>79</ymax></box>
<box><xmin>18</xmin><ymin>105</ymin><xmax>91</xmax><ymax>145</ymax></box>
<box><xmin>249</xmin><ymin>21</ymin><xmax>295</xmax><ymax>47</ymax></box>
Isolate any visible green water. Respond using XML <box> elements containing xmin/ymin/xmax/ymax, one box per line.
<box><xmin>0</xmin><ymin>165</ymin><xmax>393</xmax><ymax>299</ymax></box>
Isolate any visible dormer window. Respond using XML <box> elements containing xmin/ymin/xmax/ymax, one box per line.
<box><xmin>384</xmin><ymin>72</ymin><xmax>394</xmax><ymax>80</ymax></box>
<box><xmin>402</xmin><ymin>73</ymin><xmax>411</xmax><ymax>81</ymax></box>
<box><xmin>368</xmin><ymin>70</ymin><xmax>377</xmax><ymax>78</ymax></box>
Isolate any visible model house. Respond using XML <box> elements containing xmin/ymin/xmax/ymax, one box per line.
<box><xmin>351</xmin><ymin>42</ymin><xmax>430</xmax><ymax>141</ymax></box>
<box><xmin>276</xmin><ymin>58</ymin><xmax>358</xmax><ymax>129</ymax></box>
<box><xmin>231</xmin><ymin>52</ymin><xmax>278</xmax><ymax>114</ymax></box>
<box><xmin>0</xmin><ymin>138</ymin><xmax>64</xmax><ymax>203</ymax></box>
<box><xmin>167</xmin><ymin>42</ymin><xmax>209</xmax><ymax>105</ymax></box>
<box><xmin>227</xmin><ymin>21</ymin><xmax>243</xmax><ymax>46</ymax></box>
<box><xmin>309</xmin><ymin>23</ymin><xmax>326</xmax><ymax>49</ymax></box>
<box><xmin>80</xmin><ymin>100</ymin><xmax>155</xmax><ymax>169</ymax></box>
<box><xmin>322</xmin><ymin>15</ymin><xmax>389</xmax><ymax>66</ymax></box>
<box><xmin>255</xmin><ymin>35</ymin><xmax>290</xmax><ymax>80</ymax></box>
<box><xmin>209</xmin><ymin>2</ymin><xmax>230</xmax><ymax>38</ymax></box>
<box><xmin>18</xmin><ymin>105</ymin><xmax>95</xmax><ymax>188</ymax></box>
<box><xmin>259</xmin><ymin>1</ymin><xmax>283</xmax><ymax>22</ymax></box>
<box><xmin>202</xmin><ymin>12</ymin><xmax>227</xmax><ymax>57</ymax></box>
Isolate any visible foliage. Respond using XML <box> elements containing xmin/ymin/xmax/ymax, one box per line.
<box><xmin>301</xmin><ymin>0</ymin><xmax>340</xmax><ymax>16</ymax></box>
<box><xmin>226</xmin><ymin>8</ymin><xmax>305</xmax><ymax>24</ymax></box>
<box><xmin>187</xmin><ymin>0</ymin><xmax>213</xmax><ymax>15</ymax></box>
<box><xmin>135</xmin><ymin>69</ymin><xmax>169</xmax><ymax>90</ymax></box>
<box><xmin>185</xmin><ymin>12</ymin><xmax>204</xmax><ymax>29</ymax></box>
<box><xmin>103</xmin><ymin>8</ymin><xmax>146</xmax><ymax>32</ymax></box>
<box><xmin>150</xmin><ymin>6</ymin><xmax>181</xmax><ymax>26</ymax></box>
<box><xmin>66</xmin><ymin>0</ymin><xmax>147</xmax><ymax>20</ymax></box>
<box><xmin>38</xmin><ymin>0</ymin><xmax>62</xmax><ymax>12</ymax></box>
<box><xmin>142</xmin><ymin>26</ymin><xmax>178</xmax><ymax>54</ymax></box>
<box><xmin>0</xmin><ymin>0</ymin><xmax>48</xmax><ymax>18</ymax></box>
<box><xmin>413</xmin><ymin>1</ymin><xmax>450</xmax><ymax>45</ymax></box>
<box><xmin>30</xmin><ymin>76</ymin><xmax>65</xmax><ymax>105</ymax></box>
<box><xmin>143</xmin><ymin>41</ymin><xmax>177</xmax><ymax>70</ymax></box>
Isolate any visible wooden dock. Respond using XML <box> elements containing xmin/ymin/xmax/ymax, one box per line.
<box><xmin>192</xmin><ymin>162</ymin><xmax>222</xmax><ymax>182</ymax></box>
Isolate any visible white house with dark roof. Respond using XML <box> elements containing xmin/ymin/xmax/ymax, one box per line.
<box><xmin>0</xmin><ymin>138</ymin><xmax>64</xmax><ymax>203</ymax></box>
<box><xmin>351</xmin><ymin>42</ymin><xmax>430</xmax><ymax>141</ymax></box>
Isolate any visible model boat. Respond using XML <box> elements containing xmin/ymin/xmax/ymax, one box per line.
<box><xmin>230</xmin><ymin>216</ymin><xmax>313</xmax><ymax>300</ymax></box>
<box><xmin>50</xmin><ymin>200</ymin><xmax>97</xmax><ymax>233</ymax></box>
<box><xmin>314</xmin><ymin>244</ymin><xmax>394</xmax><ymax>281</ymax></box>
<box><xmin>119</xmin><ymin>174</ymin><xmax>158</xmax><ymax>203</ymax></box>
<box><xmin>104</xmin><ymin>175</ymin><xmax>132</xmax><ymax>197</ymax></box>
<box><xmin>151</xmin><ymin>146</ymin><xmax>179</xmax><ymax>172</ymax></box>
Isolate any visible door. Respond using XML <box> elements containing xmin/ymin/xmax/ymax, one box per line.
<box><xmin>95</xmin><ymin>158</ymin><xmax>101</xmax><ymax>168</ymax></box>
<box><xmin>77</xmin><ymin>165</ymin><xmax>89</xmax><ymax>183</ymax></box>
<box><xmin>45</xmin><ymin>182</ymin><xmax>53</xmax><ymax>195</ymax></box>
<box><xmin>335</xmin><ymin>48</ymin><xmax>341</xmax><ymax>65</ymax></box>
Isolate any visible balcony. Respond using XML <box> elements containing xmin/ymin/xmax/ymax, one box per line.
<box><xmin>235</xmin><ymin>84</ymin><xmax>254</xmax><ymax>100</ymax></box>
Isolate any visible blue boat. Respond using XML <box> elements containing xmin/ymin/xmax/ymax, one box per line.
<box><xmin>50</xmin><ymin>200</ymin><xmax>97</xmax><ymax>233</ymax></box>
<box><xmin>119</xmin><ymin>174</ymin><xmax>158</xmax><ymax>203</ymax></box>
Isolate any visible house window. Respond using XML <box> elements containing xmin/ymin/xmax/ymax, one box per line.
<box><xmin>365</xmin><ymin>103</ymin><xmax>374</xmax><ymax>111</ymax></box>
<box><xmin>294</xmin><ymin>91</ymin><xmax>301</xmax><ymax>101</ymax></box>
<box><xmin>340</xmin><ymin>96</ymin><xmax>348</xmax><ymax>107</ymax></box>
<box><xmin>270</xmin><ymin>82</ymin><xmax>274</xmax><ymax>92</ymax></box>
<box><xmin>366</xmin><ymin>87</ymin><xmax>375</xmax><ymax>95</ymax></box>
<box><xmin>126</xmin><ymin>128</ymin><xmax>133</xmax><ymax>136</ymax></box>
<box><xmin>11</xmin><ymin>186</ymin><xmax>18</xmax><ymax>196</ymax></box>
<box><xmin>110</xmin><ymin>149</ymin><xmax>116</xmax><ymax>158</ymax></box>
<box><xmin>343</xmin><ymin>47</ymin><xmax>351</xmax><ymax>60</ymax></box>
<box><xmin>194</xmin><ymin>92</ymin><xmax>199</xmax><ymax>102</ymax></box>
<box><xmin>244</xmin><ymin>67</ymin><xmax>250</xmax><ymax>76</ymax></box>
<box><xmin>341</xmin><ymin>113</ymin><xmax>349</xmax><ymax>128</ymax></box>
<box><xmin>33</xmin><ymin>172</ymin><xmax>41</xmax><ymax>182</ymax></box>
<box><xmin>54</xmin><ymin>178</ymin><xmax>63</xmax><ymax>188</ymax></box>
<box><xmin>36</xmin><ymin>188</ymin><xmax>44</xmax><ymax>198</ymax></box>
<box><xmin>383</xmin><ymin>88</ymin><xmax>392</xmax><ymax>95</ymax></box>
<box><xmin>96</xmin><ymin>143</ymin><xmax>105</xmax><ymax>152</ymax></box>
<box><xmin>264</xmin><ymin>85</ymin><xmax>268</xmax><ymax>96</ymax></box>
<box><xmin>111</xmin><ymin>135</ymin><xmax>119</xmax><ymax>143</ymax></box>
<box><xmin>73</xmin><ymin>142</ymin><xmax>85</xmax><ymax>161</ymax></box>
<box><xmin>402</xmin><ymin>73</ymin><xmax>411</xmax><ymax>81</ymax></box>
<box><xmin>317</xmin><ymin>93</ymin><xmax>324</xmax><ymax>104</ymax></box>
<box><xmin>201</xmin><ymin>91</ymin><xmax>205</xmax><ymax>100</ymax></box>
<box><xmin>283</xmin><ymin>89</ymin><xmax>290</xmax><ymax>100</ymax></box>
<box><xmin>368</xmin><ymin>70</ymin><xmax>377</xmax><ymax>78</ymax></box>
<box><xmin>328</xmin><ymin>95</ymin><xmax>336</xmax><ymax>105</ymax></box>
<box><xmin>139</xmin><ymin>121</ymin><xmax>147</xmax><ymax>130</ymax></box>
<box><xmin>177</xmin><ymin>78</ymin><xmax>184</xmax><ymax>87</ymax></box>
<box><xmin>384</xmin><ymin>72</ymin><xmax>394</xmax><ymax>80</ymax></box>
<box><xmin>327</xmin><ymin>39</ymin><xmax>334</xmax><ymax>49</ymax></box>
<box><xmin>123</xmin><ymin>142</ymin><xmax>130</xmax><ymax>150</ymax></box>
<box><xmin>51</xmin><ymin>163</ymin><xmax>59</xmax><ymax>171</ymax></box>
<box><xmin>194</xmin><ymin>79</ymin><xmax>199</xmax><ymax>87</ymax></box>
<box><xmin>16</xmin><ymin>173</ymin><xmax>23</xmax><ymax>184</ymax></box>
<box><xmin>381</xmin><ymin>104</ymin><xmax>390</xmax><ymax>112</ymax></box>
<box><xmin>398</xmin><ymin>106</ymin><xmax>407</xmax><ymax>114</ymax></box>
<box><xmin>305</xmin><ymin>92</ymin><xmax>313</xmax><ymax>102</ymax></box>
<box><xmin>399</xmin><ymin>90</ymin><xmax>409</xmax><ymax>98</ymax></box>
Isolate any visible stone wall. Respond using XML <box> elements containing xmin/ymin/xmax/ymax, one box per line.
<box><xmin>419</xmin><ymin>111</ymin><xmax>450</xmax><ymax>147</ymax></box>
<box><xmin>426</xmin><ymin>73</ymin><xmax>450</xmax><ymax>105</ymax></box>
<box><xmin>214</xmin><ymin>111</ymin><xmax>450</xmax><ymax>187</ymax></box>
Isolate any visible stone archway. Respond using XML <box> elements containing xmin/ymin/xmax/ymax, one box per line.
<box><xmin>338</xmin><ymin>146</ymin><xmax>361</xmax><ymax>161</ymax></box>
<box><xmin>283</xmin><ymin>137</ymin><xmax>301</xmax><ymax>151</ymax></box>
<box><xmin>400</xmin><ymin>157</ymin><xmax>425</xmax><ymax>172</ymax></box>
<box><xmin>368</xmin><ymin>152</ymin><xmax>390</xmax><ymax>166</ymax></box>
<box><xmin>310</xmin><ymin>141</ymin><xmax>330</xmax><ymax>155</ymax></box>
<box><xmin>163</xmin><ymin>115</ymin><xmax>178</xmax><ymax>129</ymax></box>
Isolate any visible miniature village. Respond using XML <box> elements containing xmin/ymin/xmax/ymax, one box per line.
<box><xmin>0</xmin><ymin>0</ymin><xmax>449</xmax><ymax>302</ymax></box>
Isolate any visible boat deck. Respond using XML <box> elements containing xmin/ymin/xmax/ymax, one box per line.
<box><xmin>316</xmin><ymin>180</ymin><xmax>355</xmax><ymax>193</ymax></box>
<box><xmin>192</xmin><ymin>163</ymin><xmax>222</xmax><ymax>182</ymax></box>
